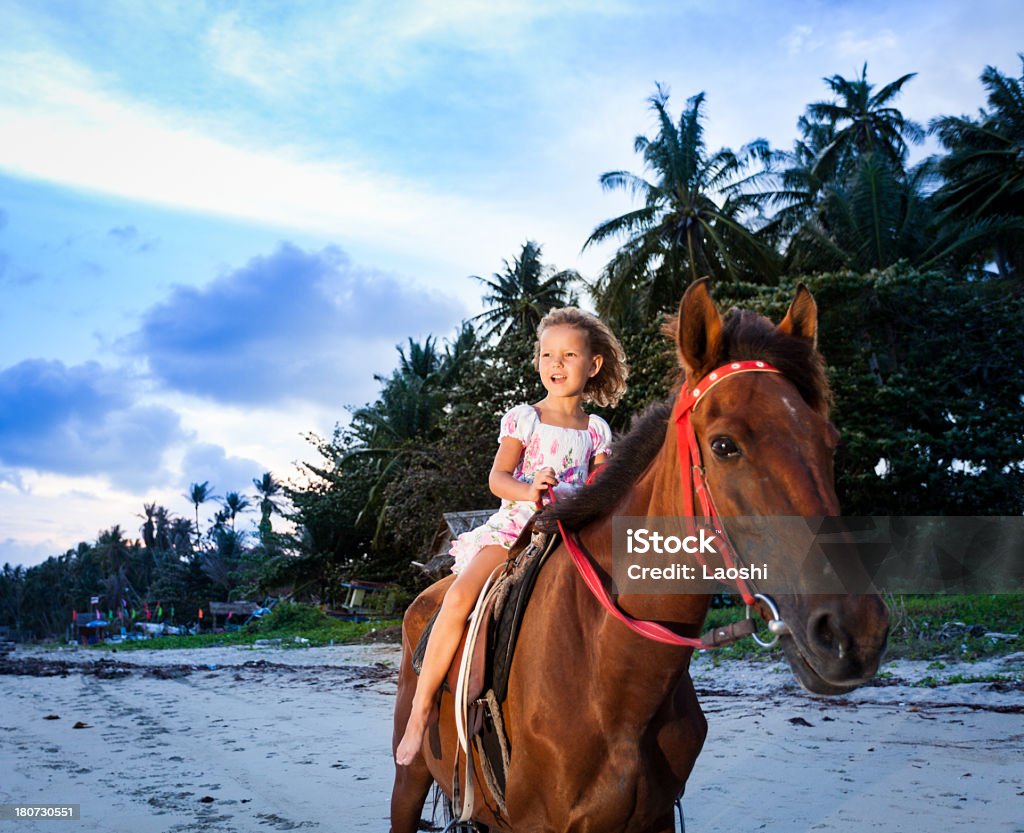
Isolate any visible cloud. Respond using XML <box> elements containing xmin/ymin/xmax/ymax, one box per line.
<box><xmin>0</xmin><ymin>359</ymin><xmax>186</xmax><ymax>489</ymax></box>
<box><xmin>132</xmin><ymin>243</ymin><xmax>463</xmax><ymax>407</ymax></box>
<box><xmin>180</xmin><ymin>443</ymin><xmax>266</xmax><ymax>499</ymax></box>
<box><xmin>782</xmin><ymin>25</ymin><xmax>817</xmax><ymax>57</ymax></box>
<box><xmin>835</xmin><ymin>29</ymin><xmax>900</xmax><ymax>59</ymax></box>
<box><xmin>108</xmin><ymin>224</ymin><xmax>158</xmax><ymax>253</ymax></box>
<box><xmin>0</xmin><ymin>49</ymin><xmax>530</xmax><ymax>276</ymax></box>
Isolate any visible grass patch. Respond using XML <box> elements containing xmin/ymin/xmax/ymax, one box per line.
<box><xmin>693</xmin><ymin>594</ymin><xmax>1022</xmax><ymax>662</ymax></box>
<box><xmin>102</xmin><ymin>603</ymin><xmax>401</xmax><ymax>652</ymax></box>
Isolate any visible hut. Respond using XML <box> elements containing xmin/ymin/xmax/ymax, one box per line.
<box><xmin>72</xmin><ymin>614</ymin><xmax>110</xmax><ymax>645</ymax></box>
<box><xmin>208</xmin><ymin>601</ymin><xmax>260</xmax><ymax>630</ymax></box>
<box><xmin>413</xmin><ymin>509</ymin><xmax>494</xmax><ymax>581</ymax></box>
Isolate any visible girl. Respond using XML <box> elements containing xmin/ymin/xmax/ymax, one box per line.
<box><xmin>395</xmin><ymin>307</ymin><xmax>628</xmax><ymax>766</ymax></box>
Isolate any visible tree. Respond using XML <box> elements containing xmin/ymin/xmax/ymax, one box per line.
<box><xmin>221</xmin><ymin>491</ymin><xmax>251</xmax><ymax>530</ymax></box>
<box><xmin>772</xmin><ymin>66</ymin><xmax>935</xmax><ymax>273</ymax></box>
<box><xmin>586</xmin><ymin>85</ymin><xmax>778</xmax><ymax>325</ymax></box>
<box><xmin>185</xmin><ymin>481</ymin><xmax>217</xmax><ymax>547</ymax></box>
<box><xmin>253</xmin><ymin>472</ymin><xmax>284</xmax><ymax>546</ymax></box>
<box><xmin>712</xmin><ymin>267</ymin><xmax>1024</xmax><ymax>515</ymax></box>
<box><xmin>472</xmin><ymin>241</ymin><xmax>578</xmax><ymax>340</ymax></box>
<box><xmin>929</xmin><ymin>56</ymin><xmax>1024</xmax><ymax>282</ymax></box>
<box><xmin>807</xmin><ymin>64</ymin><xmax>924</xmax><ymax>181</ymax></box>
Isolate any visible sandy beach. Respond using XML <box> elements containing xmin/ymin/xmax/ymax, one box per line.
<box><xmin>1</xmin><ymin>643</ymin><xmax>1021</xmax><ymax>833</ymax></box>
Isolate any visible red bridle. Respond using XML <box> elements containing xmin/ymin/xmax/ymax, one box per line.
<box><xmin>557</xmin><ymin>360</ymin><xmax>784</xmax><ymax>648</ymax></box>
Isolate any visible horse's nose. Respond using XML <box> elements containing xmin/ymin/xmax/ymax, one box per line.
<box><xmin>807</xmin><ymin>606</ymin><xmax>852</xmax><ymax>663</ymax></box>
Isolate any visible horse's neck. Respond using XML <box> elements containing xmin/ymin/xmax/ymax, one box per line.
<box><xmin>565</xmin><ymin>434</ymin><xmax>710</xmax><ymax>712</ymax></box>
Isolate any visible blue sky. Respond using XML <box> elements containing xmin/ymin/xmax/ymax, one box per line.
<box><xmin>1</xmin><ymin>0</ymin><xmax>1020</xmax><ymax>566</ymax></box>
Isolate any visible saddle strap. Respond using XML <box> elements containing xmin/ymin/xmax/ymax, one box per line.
<box><xmin>453</xmin><ymin>563</ymin><xmax>504</xmax><ymax>822</ymax></box>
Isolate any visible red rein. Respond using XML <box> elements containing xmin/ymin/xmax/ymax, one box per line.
<box><xmin>557</xmin><ymin>361</ymin><xmax>782</xmax><ymax>648</ymax></box>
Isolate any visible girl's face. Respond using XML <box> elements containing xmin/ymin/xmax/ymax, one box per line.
<box><xmin>537</xmin><ymin>324</ymin><xmax>603</xmax><ymax>397</ymax></box>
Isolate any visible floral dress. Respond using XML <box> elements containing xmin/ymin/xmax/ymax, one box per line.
<box><xmin>450</xmin><ymin>404</ymin><xmax>613</xmax><ymax>574</ymax></box>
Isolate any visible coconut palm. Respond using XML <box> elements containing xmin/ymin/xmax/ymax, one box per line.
<box><xmin>221</xmin><ymin>491</ymin><xmax>251</xmax><ymax>530</ymax></box>
<box><xmin>472</xmin><ymin>241</ymin><xmax>577</xmax><ymax>340</ymax></box>
<box><xmin>253</xmin><ymin>472</ymin><xmax>284</xmax><ymax>545</ymax></box>
<box><xmin>928</xmin><ymin>57</ymin><xmax>1024</xmax><ymax>280</ymax></box>
<box><xmin>94</xmin><ymin>525</ymin><xmax>132</xmax><ymax>577</ymax></box>
<box><xmin>586</xmin><ymin>85</ymin><xmax>778</xmax><ymax>323</ymax></box>
<box><xmin>807</xmin><ymin>64</ymin><xmax>924</xmax><ymax>180</ymax></box>
<box><xmin>185</xmin><ymin>481</ymin><xmax>217</xmax><ymax>545</ymax></box>
<box><xmin>768</xmin><ymin>67</ymin><xmax>934</xmax><ymax>273</ymax></box>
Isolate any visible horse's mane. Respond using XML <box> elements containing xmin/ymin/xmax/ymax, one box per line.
<box><xmin>537</xmin><ymin>306</ymin><xmax>831</xmax><ymax>532</ymax></box>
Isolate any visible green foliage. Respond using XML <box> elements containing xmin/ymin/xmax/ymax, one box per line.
<box><xmin>701</xmin><ymin>593</ymin><xmax>1022</xmax><ymax>661</ymax></box>
<box><xmin>929</xmin><ymin>56</ymin><xmax>1024</xmax><ymax>281</ymax></box>
<box><xmin>108</xmin><ymin>605</ymin><xmax>398</xmax><ymax>651</ymax></box>
<box><xmin>712</xmin><ymin>265</ymin><xmax>1024</xmax><ymax>515</ymax></box>
<box><xmin>587</xmin><ymin>84</ymin><xmax>780</xmax><ymax>327</ymax></box>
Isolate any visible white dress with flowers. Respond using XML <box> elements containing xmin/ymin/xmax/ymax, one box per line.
<box><xmin>449</xmin><ymin>403</ymin><xmax>613</xmax><ymax>574</ymax></box>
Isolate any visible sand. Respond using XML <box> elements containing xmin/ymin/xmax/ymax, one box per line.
<box><xmin>0</xmin><ymin>643</ymin><xmax>1021</xmax><ymax>833</ymax></box>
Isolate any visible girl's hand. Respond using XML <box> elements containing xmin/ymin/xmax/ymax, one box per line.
<box><xmin>528</xmin><ymin>467</ymin><xmax>559</xmax><ymax>503</ymax></box>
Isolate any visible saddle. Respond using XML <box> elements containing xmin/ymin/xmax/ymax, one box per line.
<box><xmin>412</xmin><ymin>516</ymin><xmax>559</xmax><ymax>819</ymax></box>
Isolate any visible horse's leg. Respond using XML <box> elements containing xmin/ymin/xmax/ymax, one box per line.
<box><xmin>388</xmin><ymin>755</ymin><xmax>432</xmax><ymax>833</ymax></box>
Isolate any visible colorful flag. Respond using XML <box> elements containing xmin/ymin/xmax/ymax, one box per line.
<box><xmin>198</xmin><ymin>608</ymin><xmax>203</xmax><ymax>620</ymax></box>
<box><xmin>156</xmin><ymin>604</ymin><xmax>163</xmax><ymax>620</ymax></box>
<box><xmin>72</xmin><ymin>610</ymin><xmax>78</xmax><ymax>623</ymax></box>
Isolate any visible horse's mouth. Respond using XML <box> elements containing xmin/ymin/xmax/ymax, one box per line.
<box><xmin>780</xmin><ymin>636</ymin><xmax>872</xmax><ymax>696</ymax></box>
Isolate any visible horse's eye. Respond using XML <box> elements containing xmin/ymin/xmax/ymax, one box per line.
<box><xmin>710</xmin><ymin>436</ymin><xmax>740</xmax><ymax>458</ymax></box>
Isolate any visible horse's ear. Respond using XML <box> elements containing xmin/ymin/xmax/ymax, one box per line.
<box><xmin>677</xmin><ymin>277</ymin><xmax>723</xmax><ymax>378</ymax></box>
<box><xmin>777</xmin><ymin>283</ymin><xmax>818</xmax><ymax>347</ymax></box>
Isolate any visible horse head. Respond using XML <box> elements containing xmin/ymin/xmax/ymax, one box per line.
<box><xmin>676</xmin><ymin>278</ymin><xmax>889</xmax><ymax>694</ymax></box>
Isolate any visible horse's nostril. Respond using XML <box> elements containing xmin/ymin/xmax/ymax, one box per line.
<box><xmin>810</xmin><ymin>610</ymin><xmax>850</xmax><ymax>662</ymax></box>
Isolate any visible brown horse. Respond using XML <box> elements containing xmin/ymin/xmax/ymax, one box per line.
<box><xmin>390</xmin><ymin>280</ymin><xmax>890</xmax><ymax>833</ymax></box>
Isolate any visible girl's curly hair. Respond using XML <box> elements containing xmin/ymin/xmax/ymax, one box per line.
<box><xmin>534</xmin><ymin>307</ymin><xmax>628</xmax><ymax>407</ymax></box>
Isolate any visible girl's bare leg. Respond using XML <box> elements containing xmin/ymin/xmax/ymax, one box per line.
<box><xmin>394</xmin><ymin>544</ymin><xmax>507</xmax><ymax>766</ymax></box>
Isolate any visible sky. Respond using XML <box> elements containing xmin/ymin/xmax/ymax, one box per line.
<box><xmin>1</xmin><ymin>0</ymin><xmax>1020</xmax><ymax>567</ymax></box>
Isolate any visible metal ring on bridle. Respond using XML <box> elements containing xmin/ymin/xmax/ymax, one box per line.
<box><xmin>746</xmin><ymin>593</ymin><xmax>788</xmax><ymax>648</ymax></box>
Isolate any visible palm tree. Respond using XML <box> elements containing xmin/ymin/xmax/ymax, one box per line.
<box><xmin>928</xmin><ymin>56</ymin><xmax>1024</xmax><ymax>281</ymax></box>
<box><xmin>586</xmin><ymin>85</ymin><xmax>778</xmax><ymax>323</ymax></box>
<box><xmin>794</xmin><ymin>155</ymin><xmax>937</xmax><ymax>273</ymax></box>
<box><xmin>94</xmin><ymin>525</ymin><xmax>132</xmax><ymax>577</ymax></box>
<box><xmin>139</xmin><ymin>503</ymin><xmax>158</xmax><ymax>550</ymax></box>
<box><xmin>221</xmin><ymin>491</ymin><xmax>251</xmax><ymax>530</ymax></box>
<box><xmin>758</xmin><ymin>115</ymin><xmax>837</xmax><ymax>257</ymax></box>
<box><xmin>253</xmin><ymin>472</ymin><xmax>283</xmax><ymax>545</ymax></box>
<box><xmin>807</xmin><ymin>64</ymin><xmax>924</xmax><ymax>180</ymax></box>
<box><xmin>185</xmin><ymin>482</ymin><xmax>217</xmax><ymax>546</ymax></box>
<box><xmin>472</xmin><ymin>241</ymin><xmax>577</xmax><ymax>340</ymax></box>
<box><xmin>768</xmin><ymin>67</ymin><xmax>934</xmax><ymax>273</ymax></box>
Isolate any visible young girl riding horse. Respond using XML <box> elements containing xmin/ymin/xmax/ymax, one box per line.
<box><xmin>395</xmin><ymin>307</ymin><xmax>628</xmax><ymax>766</ymax></box>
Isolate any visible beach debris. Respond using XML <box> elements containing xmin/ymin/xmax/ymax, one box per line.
<box><xmin>43</xmin><ymin>714</ymin><xmax>60</xmax><ymax>720</ymax></box>
<box><xmin>788</xmin><ymin>717</ymin><xmax>814</xmax><ymax>727</ymax></box>
<box><xmin>938</xmin><ymin>621</ymin><xmax>986</xmax><ymax>640</ymax></box>
<box><xmin>198</xmin><ymin>795</ymin><xmax>215</xmax><ymax>803</ymax></box>
<box><xmin>72</xmin><ymin>721</ymin><xmax>90</xmax><ymax>729</ymax></box>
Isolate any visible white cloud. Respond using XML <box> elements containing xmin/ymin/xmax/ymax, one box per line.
<box><xmin>0</xmin><ymin>49</ymin><xmax>549</xmax><ymax>292</ymax></box>
<box><xmin>835</xmin><ymin>29</ymin><xmax>900</xmax><ymax>60</ymax></box>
